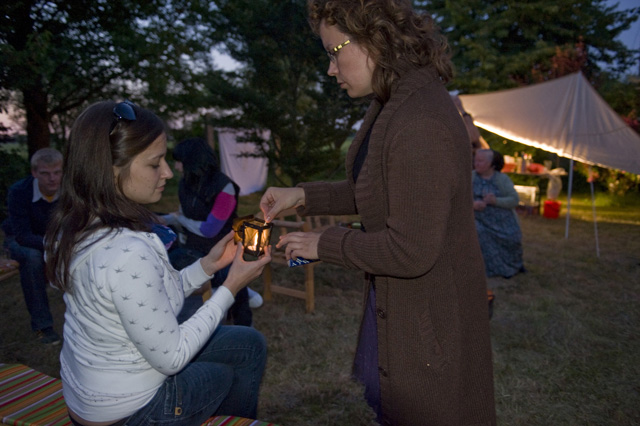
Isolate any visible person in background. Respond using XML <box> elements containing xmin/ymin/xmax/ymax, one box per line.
<box><xmin>473</xmin><ymin>149</ymin><xmax>525</xmax><ymax>278</ymax></box>
<box><xmin>259</xmin><ymin>0</ymin><xmax>496</xmax><ymax>424</ymax></box>
<box><xmin>44</xmin><ymin>100</ymin><xmax>271</xmax><ymax>426</ymax></box>
<box><xmin>2</xmin><ymin>148</ymin><xmax>63</xmax><ymax>344</ymax></box>
<box><xmin>162</xmin><ymin>137</ymin><xmax>260</xmax><ymax>326</ymax></box>
<box><xmin>450</xmin><ymin>94</ymin><xmax>490</xmax><ymax>161</ymax></box>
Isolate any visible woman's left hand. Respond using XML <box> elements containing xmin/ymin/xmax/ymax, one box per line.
<box><xmin>200</xmin><ymin>230</ymin><xmax>236</xmax><ymax>276</ymax></box>
<box><xmin>277</xmin><ymin>231</ymin><xmax>320</xmax><ymax>261</ymax></box>
<box><xmin>483</xmin><ymin>193</ymin><xmax>497</xmax><ymax>205</ymax></box>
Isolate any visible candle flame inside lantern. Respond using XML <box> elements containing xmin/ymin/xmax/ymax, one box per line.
<box><xmin>248</xmin><ymin>233</ymin><xmax>259</xmax><ymax>252</ymax></box>
<box><xmin>232</xmin><ymin>215</ymin><xmax>272</xmax><ymax>257</ymax></box>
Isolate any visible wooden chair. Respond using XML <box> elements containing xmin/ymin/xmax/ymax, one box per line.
<box><xmin>0</xmin><ymin>230</ymin><xmax>20</xmax><ymax>284</ymax></box>
<box><xmin>259</xmin><ymin>209</ymin><xmax>358</xmax><ymax>313</ymax></box>
<box><xmin>0</xmin><ymin>259</ymin><xmax>19</xmax><ymax>283</ymax></box>
<box><xmin>513</xmin><ymin>184</ymin><xmax>540</xmax><ymax>215</ymax></box>
<box><xmin>260</xmin><ymin>209</ymin><xmax>318</xmax><ymax>313</ymax></box>
<box><xmin>199</xmin><ymin>281</ymin><xmax>213</xmax><ymax>302</ymax></box>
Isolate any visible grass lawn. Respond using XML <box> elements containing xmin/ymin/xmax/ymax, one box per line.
<box><xmin>1</xmin><ymin>191</ymin><xmax>638</xmax><ymax>425</ymax></box>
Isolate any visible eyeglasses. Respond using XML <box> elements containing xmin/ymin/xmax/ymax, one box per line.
<box><xmin>326</xmin><ymin>40</ymin><xmax>351</xmax><ymax>63</ymax></box>
<box><xmin>110</xmin><ymin>100</ymin><xmax>137</xmax><ymax>134</ymax></box>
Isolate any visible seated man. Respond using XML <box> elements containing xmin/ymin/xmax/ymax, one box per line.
<box><xmin>2</xmin><ymin>148</ymin><xmax>63</xmax><ymax>344</ymax></box>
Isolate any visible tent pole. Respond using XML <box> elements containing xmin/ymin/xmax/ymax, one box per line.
<box><xmin>565</xmin><ymin>159</ymin><xmax>574</xmax><ymax>239</ymax></box>
<box><xmin>588</xmin><ymin>166</ymin><xmax>600</xmax><ymax>257</ymax></box>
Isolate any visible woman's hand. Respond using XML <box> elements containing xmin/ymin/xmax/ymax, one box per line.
<box><xmin>200</xmin><ymin>230</ymin><xmax>236</xmax><ymax>276</ymax></box>
<box><xmin>260</xmin><ymin>187</ymin><xmax>305</xmax><ymax>222</ymax></box>
<box><xmin>223</xmin><ymin>244</ymin><xmax>272</xmax><ymax>296</ymax></box>
<box><xmin>277</xmin><ymin>231</ymin><xmax>320</xmax><ymax>261</ymax></box>
<box><xmin>473</xmin><ymin>200</ymin><xmax>487</xmax><ymax>211</ymax></box>
<box><xmin>483</xmin><ymin>193</ymin><xmax>497</xmax><ymax>205</ymax></box>
<box><xmin>159</xmin><ymin>211</ymin><xmax>179</xmax><ymax>226</ymax></box>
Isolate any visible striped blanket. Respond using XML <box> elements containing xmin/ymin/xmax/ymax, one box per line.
<box><xmin>0</xmin><ymin>363</ymin><xmax>69</xmax><ymax>426</ymax></box>
<box><xmin>0</xmin><ymin>364</ymin><xmax>278</xmax><ymax>426</ymax></box>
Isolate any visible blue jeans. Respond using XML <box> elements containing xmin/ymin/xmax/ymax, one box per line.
<box><xmin>124</xmin><ymin>325</ymin><xmax>267</xmax><ymax>426</ymax></box>
<box><xmin>5</xmin><ymin>237</ymin><xmax>54</xmax><ymax>331</ymax></box>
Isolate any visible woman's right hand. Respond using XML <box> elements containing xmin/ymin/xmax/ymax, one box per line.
<box><xmin>260</xmin><ymin>187</ymin><xmax>305</xmax><ymax>223</ymax></box>
<box><xmin>223</xmin><ymin>244</ymin><xmax>272</xmax><ymax>297</ymax></box>
<box><xmin>200</xmin><ymin>231</ymin><xmax>236</xmax><ymax>276</ymax></box>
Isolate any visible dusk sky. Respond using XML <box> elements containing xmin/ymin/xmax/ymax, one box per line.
<box><xmin>607</xmin><ymin>0</ymin><xmax>640</xmax><ymax>50</ymax></box>
<box><xmin>2</xmin><ymin>2</ymin><xmax>639</xmax><ymax>134</ymax></box>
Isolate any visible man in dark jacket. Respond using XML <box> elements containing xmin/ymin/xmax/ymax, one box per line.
<box><xmin>2</xmin><ymin>148</ymin><xmax>63</xmax><ymax>344</ymax></box>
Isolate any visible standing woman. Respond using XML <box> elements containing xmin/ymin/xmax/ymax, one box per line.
<box><xmin>45</xmin><ymin>101</ymin><xmax>271</xmax><ymax>426</ymax></box>
<box><xmin>260</xmin><ymin>1</ymin><xmax>496</xmax><ymax>424</ymax></box>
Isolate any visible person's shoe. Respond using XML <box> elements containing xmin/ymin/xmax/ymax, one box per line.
<box><xmin>247</xmin><ymin>287</ymin><xmax>263</xmax><ymax>308</ymax></box>
<box><xmin>36</xmin><ymin>328</ymin><xmax>61</xmax><ymax>345</ymax></box>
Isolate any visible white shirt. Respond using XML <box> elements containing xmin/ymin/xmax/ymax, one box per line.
<box><xmin>60</xmin><ymin>228</ymin><xmax>234</xmax><ymax>422</ymax></box>
<box><xmin>31</xmin><ymin>178</ymin><xmax>59</xmax><ymax>203</ymax></box>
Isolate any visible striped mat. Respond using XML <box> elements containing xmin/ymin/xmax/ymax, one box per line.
<box><xmin>0</xmin><ymin>363</ymin><xmax>70</xmax><ymax>426</ymax></box>
<box><xmin>0</xmin><ymin>364</ymin><xmax>278</xmax><ymax>426</ymax></box>
<box><xmin>202</xmin><ymin>416</ymin><xmax>279</xmax><ymax>426</ymax></box>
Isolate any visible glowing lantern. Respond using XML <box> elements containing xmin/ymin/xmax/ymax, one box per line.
<box><xmin>232</xmin><ymin>215</ymin><xmax>272</xmax><ymax>257</ymax></box>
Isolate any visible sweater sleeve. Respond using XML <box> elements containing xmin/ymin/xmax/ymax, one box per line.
<box><xmin>106</xmin><ymin>237</ymin><xmax>234</xmax><ymax>375</ymax></box>
<box><xmin>199</xmin><ymin>183</ymin><xmax>237</xmax><ymax>237</ymax></box>
<box><xmin>175</xmin><ymin>183</ymin><xmax>237</xmax><ymax>238</ymax></box>
<box><xmin>493</xmin><ymin>173</ymin><xmax>520</xmax><ymax>209</ymax></box>
<box><xmin>296</xmin><ymin>180</ymin><xmax>358</xmax><ymax>217</ymax></box>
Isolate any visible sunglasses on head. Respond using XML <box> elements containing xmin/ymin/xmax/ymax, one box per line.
<box><xmin>110</xmin><ymin>100</ymin><xmax>137</xmax><ymax>134</ymax></box>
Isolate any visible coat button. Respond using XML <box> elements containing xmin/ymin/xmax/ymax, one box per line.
<box><xmin>378</xmin><ymin>367</ymin><xmax>388</xmax><ymax>377</ymax></box>
<box><xmin>376</xmin><ymin>308</ymin><xmax>386</xmax><ymax>319</ymax></box>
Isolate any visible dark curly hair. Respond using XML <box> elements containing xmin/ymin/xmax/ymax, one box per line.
<box><xmin>308</xmin><ymin>0</ymin><xmax>453</xmax><ymax>103</ymax></box>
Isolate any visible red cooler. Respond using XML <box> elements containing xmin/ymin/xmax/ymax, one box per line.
<box><xmin>543</xmin><ymin>200</ymin><xmax>561</xmax><ymax>218</ymax></box>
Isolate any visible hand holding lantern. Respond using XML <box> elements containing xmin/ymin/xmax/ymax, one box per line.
<box><xmin>200</xmin><ymin>231</ymin><xmax>236</xmax><ymax>276</ymax></box>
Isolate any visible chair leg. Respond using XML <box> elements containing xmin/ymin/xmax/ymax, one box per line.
<box><xmin>263</xmin><ymin>263</ymin><xmax>273</xmax><ymax>302</ymax></box>
<box><xmin>200</xmin><ymin>281</ymin><xmax>212</xmax><ymax>302</ymax></box>
<box><xmin>303</xmin><ymin>264</ymin><xmax>315</xmax><ymax>313</ymax></box>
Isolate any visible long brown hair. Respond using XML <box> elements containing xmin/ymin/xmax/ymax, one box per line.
<box><xmin>308</xmin><ymin>0</ymin><xmax>453</xmax><ymax>103</ymax></box>
<box><xmin>45</xmin><ymin>101</ymin><xmax>166</xmax><ymax>291</ymax></box>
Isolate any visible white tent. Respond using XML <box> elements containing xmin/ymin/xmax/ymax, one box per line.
<box><xmin>458</xmin><ymin>72</ymin><xmax>640</xmax><ymax>255</ymax></box>
<box><xmin>458</xmin><ymin>72</ymin><xmax>640</xmax><ymax>174</ymax></box>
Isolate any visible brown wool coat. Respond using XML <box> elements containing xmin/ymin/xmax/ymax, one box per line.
<box><xmin>298</xmin><ymin>66</ymin><xmax>496</xmax><ymax>425</ymax></box>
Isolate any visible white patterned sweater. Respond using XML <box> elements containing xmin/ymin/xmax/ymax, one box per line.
<box><xmin>59</xmin><ymin>228</ymin><xmax>234</xmax><ymax>422</ymax></box>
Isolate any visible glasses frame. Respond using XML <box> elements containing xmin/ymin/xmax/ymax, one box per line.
<box><xmin>327</xmin><ymin>39</ymin><xmax>351</xmax><ymax>63</ymax></box>
<box><xmin>110</xmin><ymin>100</ymin><xmax>137</xmax><ymax>134</ymax></box>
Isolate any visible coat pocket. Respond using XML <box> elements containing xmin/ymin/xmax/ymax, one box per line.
<box><xmin>418</xmin><ymin>308</ymin><xmax>447</xmax><ymax>371</ymax></box>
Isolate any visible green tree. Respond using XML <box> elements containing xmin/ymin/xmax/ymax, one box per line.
<box><xmin>0</xmin><ymin>0</ymin><xmax>221</xmax><ymax>157</ymax></box>
<box><xmin>421</xmin><ymin>0</ymin><xmax>639</xmax><ymax>93</ymax></box>
<box><xmin>205</xmin><ymin>0</ymin><xmax>367</xmax><ymax>185</ymax></box>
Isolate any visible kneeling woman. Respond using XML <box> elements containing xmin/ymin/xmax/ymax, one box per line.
<box><xmin>45</xmin><ymin>101</ymin><xmax>271</xmax><ymax>426</ymax></box>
